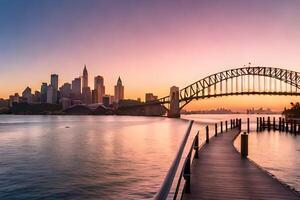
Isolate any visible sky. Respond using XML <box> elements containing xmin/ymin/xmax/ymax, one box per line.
<box><xmin>1</xmin><ymin>0</ymin><xmax>300</xmax><ymax>111</ymax></box>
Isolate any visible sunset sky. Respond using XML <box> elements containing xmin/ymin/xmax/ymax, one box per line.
<box><xmin>1</xmin><ymin>0</ymin><xmax>300</xmax><ymax>111</ymax></box>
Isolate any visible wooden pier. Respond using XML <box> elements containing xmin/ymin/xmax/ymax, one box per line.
<box><xmin>182</xmin><ymin>128</ymin><xmax>299</xmax><ymax>200</ymax></box>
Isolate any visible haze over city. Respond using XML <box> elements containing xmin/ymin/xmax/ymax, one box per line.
<box><xmin>1</xmin><ymin>0</ymin><xmax>300</xmax><ymax>110</ymax></box>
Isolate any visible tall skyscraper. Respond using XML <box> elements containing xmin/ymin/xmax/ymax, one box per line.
<box><xmin>40</xmin><ymin>82</ymin><xmax>48</xmax><ymax>103</ymax></box>
<box><xmin>82</xmin><ymin>65</ymin><xmax>91</xmax><ymax>104</ymax></box>
<box><xmin>82</xmin><ymin>65</ymin><xmax>88</xmax><ymax>89</ymax></box>
<box><xmin>51</xmin><ymin>74</ymin><xmax>58</xmax><ymax>90</ymax></box>
<box><xmin>72</xmin><ymin>77</ymin><xmax>81</xmax><ymax>97</ymax></box>
<box><xmin>46</xmin><ymin>85</ymin><xmax>54</xmax><ymax>104</ymax></box>
<box><xmin>50</xmin><ymin>74</ymin><xmax>58</xmax><ymax>103</ymax></box>
<box><xmin>114</xmin><ymin>76</ymin><xmax>124</xmax><ymax>103</ymax></box>
<box><xmin>94</xmin><ymin>76</ymin><xmax>105</xmax><ymax>103</ymax></box>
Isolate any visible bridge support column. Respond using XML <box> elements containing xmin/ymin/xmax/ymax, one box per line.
<box><xmin>167</xmin><ymin>86</ymin><xmax>180</xmax><ymax>118</ymax></box>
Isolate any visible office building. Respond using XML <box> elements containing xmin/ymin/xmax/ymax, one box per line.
<box><xmin>114</xmin><ymin>77</ymin><xmax>124</xmax><ymax>103</ymax></box>
<box><xmin>94</xmin><ymin>75</ymin><xmax>105</xmax><ymax>103</ymax></box>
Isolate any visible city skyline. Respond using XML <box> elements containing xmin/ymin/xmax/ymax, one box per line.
<box><xmin>1</xmin><ymin>0</ymin><xmax>300</xmax><ymax>110</ymax></box>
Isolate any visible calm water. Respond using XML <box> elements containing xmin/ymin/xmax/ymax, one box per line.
<box><xmin>0</xmin><ymin>114</ymin><xmax>299</xmax><ymax>199</ymax></box>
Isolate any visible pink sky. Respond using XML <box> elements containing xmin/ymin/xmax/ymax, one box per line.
<box><xmin>1</xmin><ymin>1</ymin><xmax>300</xmax><ymax>110</ymax></box>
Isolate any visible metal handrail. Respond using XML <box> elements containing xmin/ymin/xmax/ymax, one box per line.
<box><xmin>154</xmin><ymin>120</ymin><xmax>194</xmax><ymax>200</ymax></box>
<box><xmin>155</xmin><ymin>118</ymin><xmax>241</xmax><ymax>200</ymax></box>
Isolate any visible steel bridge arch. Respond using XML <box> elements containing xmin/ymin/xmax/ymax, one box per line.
<box><xmin>157</xmin><ymin>66</ymin><xmax>300</xmax><ymax>109</ymax></box>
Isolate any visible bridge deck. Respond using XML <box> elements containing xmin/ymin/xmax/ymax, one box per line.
<box><xmin>183</xmin><ymin>128</ymin><xmax>300</xmax><ymax>200</ymax></box>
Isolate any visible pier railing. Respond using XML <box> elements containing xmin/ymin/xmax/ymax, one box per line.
<box><xmin>256</xmin><ymin>116</ymin><xmax>300</xmax><ymax>134</ymax></box>
<box><xmin>155</xmin><ymin>118</ymin><xmax>241</xmax><ymax>200</ymax></box>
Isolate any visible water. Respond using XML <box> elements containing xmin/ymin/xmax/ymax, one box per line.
<box><xmin>0</xmin><ymin>114</ymin><xmax>299</xmax><ymax>199</ymax></box>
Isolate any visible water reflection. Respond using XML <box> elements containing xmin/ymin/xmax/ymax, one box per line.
<box><xmin>0</xmin><ymin>114</ymin><xmax>299</xmax><ymax>199</ymax></box>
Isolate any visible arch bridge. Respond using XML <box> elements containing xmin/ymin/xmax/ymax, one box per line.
<box><xmin>150</xmin><ymin>66</ymin><xmax>300</xmax><ymax>117</ymax></box>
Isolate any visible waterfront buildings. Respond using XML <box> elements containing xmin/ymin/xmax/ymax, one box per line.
<box><xmin>145</xmin><ymin>93</ymin><xmax>158</xmax><ymax>102</ymax></box>
<box><xmin>6</xmin><ymin>65</ymin><xmax>129</xmax><ymax>109</ymax></box>
<box><xmin>114</xmin><ymin>77</ymin><xmax>124</xmax><ymax>103</ymax></box>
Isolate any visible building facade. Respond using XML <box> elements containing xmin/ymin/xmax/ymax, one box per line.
<box><xmin>94</xmin><ymin>76</ymin><xmax>105</xmax><ymax>103</ymax></box>
<box><xmin>114</xmin><ymin>77</ymin><xmax>124</xmax><ymax>103</ymax></box>
<box><xmin>82</xmin><ymin>65</ymin><xmax>88</xmax><ymax>89</ymax></box>
<box><xmin>72</xmin><ymin>77</ymin><xmax>81</xmax><ymax>97</ymax></box>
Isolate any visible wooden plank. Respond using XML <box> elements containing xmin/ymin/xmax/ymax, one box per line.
<box><xmin>183</xmin><ymin>129</ymin><xmax>300</xmax><ymax>200</ymax></box>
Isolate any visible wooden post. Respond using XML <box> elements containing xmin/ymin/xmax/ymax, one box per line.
<box><xmin>221</xmin><ymin>121</ymin><xmax>223</xmax><ymax>133</ymax></box>
<box><xmin>279</xmin><ymin>117</ymin><xmax>282</xmax><ymax>131</ymax></box>
<box><xmin>241</xmin><ymin>132</ymin><xmax>248</xmax><ymax>158</ymax></box>
<box><xmin>286</xmin><ymin>121</ymin><xmax>289</xmax><ymax>132</ymax></box>
<box><xmin>273</xmin><ymin>117</ymin><xmax>276</xmax><ymax>131</ymax></box>
<box><xmin>247</xmin><ymin>118</ymin><xmax>250</xmax><ymax>133</ymax></box>
<box><xmin>267</xmin><ymin>116</ymin><xmax>271</xmax><ymax>131</ymax></box>
<box><xmin>215</xmin><ymin>123</ymin><xmax>217</xmax><ymax>137</ymax></box>
<box><xmin>226</xmin><ymin>121</ymin><xmax>228</xmax><ymax>132</ymax></box>
<box><xmin>231</xmin><ymin>119</ymin><xmax>233</xmax><ymax>129</ymax></box>
<box><xmin>184</xmin><ymin>155</ymin><xmax>191</xmax><ymax>193</ymax></box>
<box><xmin>294</xmin><ymin>121</ymin><xmax>297</xmax><ymax>134</ymax></box>
<box><xmin>256</xmin><ymin>117</ymin><xmax>259</xmax><ymax>132</ymax></box>
<box><xmin>194</xmin><ymin>132</ymin><xmax>199</xmax><ymax>159</ymax></box>
<box><xmin>259</xmin><ymin>117</ymin><xmax>262</xmax><ymax>131</ymax></box>
<box><xmin>263</xmin><ymin>117</ymin><xmax>265</xmax><ymax>130</ymax></box>
<box><xmin>206</xmin><ymin>126</ymin><xmax>209</xmax><ymax>144</ymax></box>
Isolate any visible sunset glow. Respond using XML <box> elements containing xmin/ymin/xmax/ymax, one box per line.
<box><xmin>1</xmin><ymin>0</ymin><xmax>300</xmax><ymax>110</ymax></box>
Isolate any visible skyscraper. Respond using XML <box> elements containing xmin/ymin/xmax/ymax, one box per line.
<box><xmin>51</xmin><ymin>74</ymin><xmax>58</xmax><ymax>91</ymax></box>
<box><xmin>40</xmin><ymin>82</ymin><xmax>48</xmax><ymax>103</ymax></box>
<box><xmin>114</xmin><ymin>77</ymin><xmax>124</xmax><ymax>103</ymax></box>
<box><xmin>50</xmin><ymin>74</ymin><xmax>58</xmax><ymax>103</ymax></box>
<box><xmin>82</xmin><ymin>65</ymin><xmax>88</xmax><ymax>89</ymax></box>
<box><xmin>94</xmin><ymin>75</ymin><xmax>105</xmax><ymax>103</ymax></box>
<box><xmin>46</xmin><ymin>85</ymin><xmax>54</xmax><ymax>104</ymax></box>
<box><xmin>72</xmin><ymin>77</ymin><xmax>81</xmax><ymax>97</ymax></box>
<box><xmin>82</xmin><ymin>65</ymin><xmax>91</xmax><ymax>104</ymax></box>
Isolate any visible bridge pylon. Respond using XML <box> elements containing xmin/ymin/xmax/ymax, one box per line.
<box><xmin>167</xmin><ymin>86</ymin><xmax>180</xmax><ymax>118</ymax></box>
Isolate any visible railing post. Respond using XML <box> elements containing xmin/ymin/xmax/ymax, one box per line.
<box><xmin>231</xmin><ymin>119</ymin><xmax>233</xmax><ymax>129</ymax></box>
<box><xmin>256</xmin><ymin>117</ymin><xmax>259</xmax><ymax>132</ymax></box>
<box><xmin>267</xmin><ymin>116</ymin><xmax>271</xmax><ymax>131</ymax></box>
<box><xmin>241</xmin><ymin>132</ymin><xmax>248</xmax><ymax>158</ymax></box>
<box><xmin>273</xmin><ymin>117</ymin><xmax>276</xmax><ymax>131</ymax></box>
<box><xmin>263</xmin><ymin>117</ymin><xmax>265</xmax><ymax>130</ymax></box>
<box><xmin>247</xmin><ymin>118</ymin><xmax>250</xmax><ymax>133</ymax></box>
<box><xmin>206</xmin><ymin>126</ymin><xmax>209</xmax><ymax>144</ymax></box>
<box><xmin>259</xmin><ymin>117</ymin><xmax>262</xmax><ymax>131</ymax></box>
<box><xmin>194</xmin><ymin>131</ymin><xmax>199</xmax><ymax>159</ymax></box>
<box><xmin>282</xmin><ymin>118</ymin><xmax>285</xmax><ymax>132</ymax></box>
<box><xmin>183</xmin><ymin>156</ymin><xmax>191</xmax><ymax>193</ymax></box>
<box><xmin>221</xmin><ymin>121</ymin><xmax>223</xmax><ymax>133</ymax></box>
<box><xmin>279</xmin><ymin>117</ymin><xmax>282</xmax><ymax>131</ymax></box>
<box><xmin>215</xmin><ymin>123</ymin><xmax>217</xmax><ymax>137</ymax></box>
<box><xmin>226</xmin><ymin>121</ymin><xmax>228</xmax><ymax>132</ymax></box>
